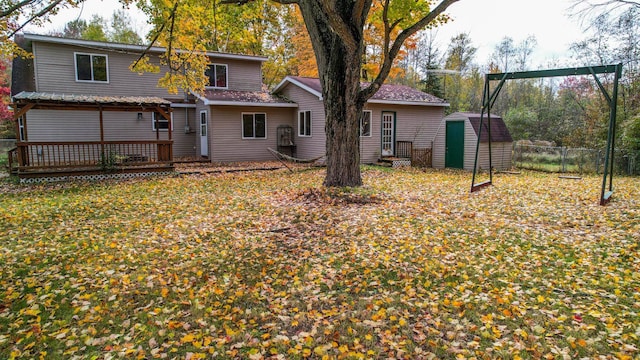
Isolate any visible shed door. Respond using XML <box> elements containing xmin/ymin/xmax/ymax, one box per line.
<box><xmin>445</xmin><ymin>121</ymin><xmax>464</xmax><ymax>169</ymax></box>
<box><xmin>200</xmin><ymin>111</ymin><xmax>208</xmax><ymax>157</ymax></box>
<box><xmin>381</xmin><ymin>112</ymin><xmax>395</xmax><ymax>156</ymax></box>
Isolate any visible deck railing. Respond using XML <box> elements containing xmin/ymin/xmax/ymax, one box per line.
<box><xmin>15</xmin><ymin>140</ymin><xmax>173</xmax><ymax>172</ymax></box>
<box><xmin>394</xmin><ymin>141</ymin><xmax>432</xmax><ymax>168</ymax></box>
<box><xmin>396</xmin><ymin>141</ymin><xmax>413</xmax><ymax>158</ymax></box>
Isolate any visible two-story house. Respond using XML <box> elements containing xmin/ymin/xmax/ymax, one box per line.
<box><xmin>11</xmin><ymin>33</ymin><xmax>451</xmax><ymax>180</ymax></box>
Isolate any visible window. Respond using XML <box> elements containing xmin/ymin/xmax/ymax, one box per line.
<box><xmin>75</xmin><ymin>53</ymin><xmax>108</xmax><ymax>82</ymax></box>
<box><xmin>242</xmin><ymin>113</ymin><xmax>266</xmax><ymax>139</ymax></box>
<box><xmin>360</xmin><ymin>110</ymin><xmax>372</xmax><ymax>137</ymax></box>
<box><xmin>18</xmin><ymin>116</ymin><xmax>25</xmax><ymax>141</ymax></box>
<box><xmin>298</xmin><ymin>110</ymin><xmax>312</xmax><ymax>137</ymax></box>
<box><xmin>152</xmin><ymin>112</ymin><xmax>172</xmax><ymax>131</ymax></box>
<box><xmin>205</xmin><ymin>64</ymin><xmax>228</xmax><ymax>88</ymax></box>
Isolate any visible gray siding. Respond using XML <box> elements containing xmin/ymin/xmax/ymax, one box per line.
<box><xmin>170</xmin><ymin>107</ymin><xmax>197</xmax><ymax>158</ymax></box>
<box><xmin>365</xmin><ymin>104</ymin><xmax>444</xmax><ymax>163</ymax></box>
<box><xmin>279</xmin><ymin>84</ymin><xmax>326</xmax><ymax>160</ymax></box>
<box><xmin>209</xmin><ymin>106</ymin><xmax>294</xmax><ymax>162</ymax></box>
<box><xmin>24</xmin><ymin>110</ymin><xmax>100</xmax><ymax>141</ymax></box>
<box><xmin>31</xmin><ymin>42</ymin><xmax>263</xmax><ymax>96</ymax></box>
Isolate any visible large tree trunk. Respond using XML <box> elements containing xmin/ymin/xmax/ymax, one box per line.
<box><xmin>298</xmin><ymin>0</ymin><xmax>368</xmax><ymax>187</ymax></box>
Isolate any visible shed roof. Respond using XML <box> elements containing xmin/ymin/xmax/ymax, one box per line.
<box><xmin>273</xmin><ymin>76</ymin><xmax>448</xmax><ymax>107</ymax></box>
<box><xmin>450</xmin><ymin>112</ymin><xmax>513</xmax><ymax>143</ymax></box>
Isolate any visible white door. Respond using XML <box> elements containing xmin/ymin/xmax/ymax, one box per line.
<box><xmin>381</xmin><ymin>112</ymin><xmax>395</xmax><ymax>156</ymax></box>
<box><xmin>200</xmin><ymin>111</ymin><xmax>208</xmax><ymax>157</ymax></box>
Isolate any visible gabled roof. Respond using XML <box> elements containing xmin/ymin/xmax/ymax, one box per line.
<box><xmin>194</xmin><ymin>89</ymin><xmax>297</xmax><ymax>107</ymax></box>
<box><xmin>273</xmin><ymin>76</ymin><xmax>449</xmax><ymax>107</ymax></box>
<box><xmin>448</xmin><ymin>112</ymin><xmax>513</xmax><ymax>143</ymax></box>
<box><xmin>21</xmin><ymin>33</ymin><xmax>268</xmax><ymax>63</ymax></box>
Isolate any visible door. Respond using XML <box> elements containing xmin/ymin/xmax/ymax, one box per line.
<box><xmin>445</xmin><ymin>121</ymin><xmax>464</xmax><ymax>169</ymax></box>
<box><xmin>200</xmin><ymin>111</ymin><xmax>208</xmax><ymax>157</ymax></box>
<box><xmin>381</xmin><ymin>112</ymin><xmax>395</xmax><ymax>156</ymax></box>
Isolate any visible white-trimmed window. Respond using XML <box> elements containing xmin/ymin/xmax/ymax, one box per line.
<box><xmin>298</xmin><ymin>110</ymin><xmax>312</xmax><ymax>137</ymax></box>
<box><xmin>18</xmin><ymin>116</ymin><xmax>25</xmax><ymax>141</ymax></box>
<box><xmin>205</xmin><ymin>64</ymin><xmax>228</xmax><ymax>88</ymax></box>
<box><xmin>242</xmin><ymin>113</ymin><xmax>266</xmax><ymax>139</ymax></box>
<box><xmin>360</xmin><ymin>110</ymin><xmax>372</xmax><ymax>137</ymax></box>
<box><xmin>152</xmin><ymin>112</ymin><xmax>173</xmax><ymax>131</ymax></box>
<box><xmin>75</xmin><ymin>52</ymin><xmax>108</xmax><ymax>82</ymax></box>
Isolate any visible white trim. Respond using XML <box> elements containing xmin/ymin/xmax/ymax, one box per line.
<box><xmin>241</xmin><ymin>112</ymin><xmax>268</xmax><ymax>139</ymax></box>
<box><xmin>152</xmin><ymin>111</ymin><xmax>174</xmax><ymax>132</ymax></box>
<box><xmin>367</xmin><ymin>99</ymin><xmax>450</xmax><ymax>107</ymax></box>
<box><xmin>298</xmin><ymin>110</ymin><xmax>312</xmax><ymax>137</ymax></box>
<box><xmin>199</xmin><ymin>110</ymin><xmax>208</xmax><ymax>157</ymax></box>
<box><xmin>74</xmin><ymin>52</ymin><xmax>109</xmax><ymax>83</ymax></box>
<box><xmin>23</xmin><ymin>33</ymin><xmax>268</xmax><ymax>62</ymax></box>
<box><xmin>273</xmin><ymin>76</ymin><xmax>323</xmax><ymax>100</ymax></box>
<box><xmin>204</xmin><ymin>63</ymin><xmax>228</xmax><ymax>90</ymax></box>
<box><xmin>170</xmin><ymin>103</ymin><xmax>197</xmax><ymax>108</ymax></box>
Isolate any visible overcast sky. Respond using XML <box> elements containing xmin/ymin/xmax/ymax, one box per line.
<box><xmin>28</xmin><ymin>0</ymin><xmax>590</xmax><ymax>69</ymax></box>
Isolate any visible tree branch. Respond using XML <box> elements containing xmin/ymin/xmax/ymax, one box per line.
<box><xmin>1</xmin><ymin>0</ymin><xmax>36</xmax><ymax>18</ymax></box>
<box><xmin>360</xmin><ymin>0</ymin><xmax>460</xmax><ymax>101</ymax></box>
<box><xmin>9</xmin><ymin>0</ymin><xmax>65</xmax><ymax>37</ymax></box>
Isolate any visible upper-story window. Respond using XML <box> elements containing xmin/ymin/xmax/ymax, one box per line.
<box><xmin>205</xmin><ymin>64</ymin><xmax>228</xmax><ymax>88</ymax></box>
<box><xmin>75</xmin><ymin>53</ymin><xmax>108</xmax><ymax>82</ymax></box>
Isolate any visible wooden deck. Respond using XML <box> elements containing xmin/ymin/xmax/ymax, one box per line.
<box><xmin>9</xmin><ymin>140</ymin><xmax>174</xmax><ymax>180</ymax></box>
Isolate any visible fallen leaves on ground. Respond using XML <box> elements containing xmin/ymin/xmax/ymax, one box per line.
<box><xmin>0</xmin><ymin>167</ymin><xmax>638</xmax><ymax>359</ymax></box>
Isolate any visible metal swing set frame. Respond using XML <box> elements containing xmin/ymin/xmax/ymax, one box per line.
<box><xmin>470</xmin><ymin>63</ymin><xmax>623</xmax><ymax>206</ymax></box>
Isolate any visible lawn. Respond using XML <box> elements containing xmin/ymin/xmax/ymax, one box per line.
<box><xmin>0</xmin><ymin>167</ymin><xmax>638</xmax><ymax>359</ymax></box>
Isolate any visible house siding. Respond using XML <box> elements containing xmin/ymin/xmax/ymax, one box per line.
<box><xmin>279</xmin><ymin>84</ymin><xmax>326</xmax><ymax>160</ymax></box>
<box><xmin>169</xmin><ymin>107</ymin><xmax>197</xmax><ymax>158</ymax></box>
<box><xmin>365</xmin><ymin>104</ymin><xmax>444</xmax><ymax>163</ymax></box>
<box><xmin>209</xmin><ymin>106</ymin><xmax>294</xmax><ymax>162</ymax></box>
<box><xmin>31</xmin><ymin>42</ymin><xmax>264</xmax><ymax>97</ymax></box>
<box><xmin>24</xmin><ymin>110</ymin><xmax>101</xmax><ymax>141</ymax></box>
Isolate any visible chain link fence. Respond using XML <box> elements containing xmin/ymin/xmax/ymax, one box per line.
<box><xmin>513</xmin><ymin>144</ymin><xmax>639</xmax><ymax>175</ymax></box>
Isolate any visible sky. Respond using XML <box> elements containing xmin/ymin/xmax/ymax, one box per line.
<box><xmin>26</xmin><ymin>0</ymin><xmax>590</xmax><ymax>69</ymax></box>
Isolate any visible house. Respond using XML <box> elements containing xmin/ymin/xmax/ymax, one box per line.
<box><xmin>272</xmin><ymin>76</ymin><xmax>449</xmax><ymax>164</ymax></box>
<box><xmin>432</xmin><ymin>112</ymin><xmax>513</xmax><ymax>171</ymax></box>
<box><xmin>10</xmin><ymin>33</ymin><xmax>449</xmax><ymax>180</ymax></box>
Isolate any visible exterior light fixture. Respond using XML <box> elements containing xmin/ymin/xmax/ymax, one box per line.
<box><xmin>137</xmin><ymin>112</ymin><xmax>143</xmax><ymax>121</ymax></box>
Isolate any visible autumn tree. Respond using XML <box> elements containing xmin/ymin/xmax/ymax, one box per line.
<box><xmin>137</xmin><ymin>0</ymin><xmax>458</xmax><ymax>186</ymax></box>
<box><xmin>0</xmin><ymin>55</ymin><xmax>12</xmax><ymax>139</ymax></box>
<box><xmin>443</xmin><ymin>32</ymin><xmax>476</xmax><ymax>113</ymax></box>
<box><xmin>1</xmin><ymin>0</ymin><xmax>84</xmax><ymax>57</ymax></box>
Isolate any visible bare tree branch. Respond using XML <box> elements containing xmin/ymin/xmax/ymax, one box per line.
<box><xmin>9</xmin><ymin>0</ymin><xmax>65</xmax><ymax>37</ymax></box>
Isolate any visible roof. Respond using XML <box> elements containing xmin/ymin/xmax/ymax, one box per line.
<box><xmin>195</xmin><ymin>89</ymin><xmax>297</xmax><ymax>107</ymax></box>
<box><xmin>447</xmin><ymin>112</ymin><xmax>513</xmax><ymax>143</ymax></box>
<box><xmin>21</xmin><ymin>33</ymin><xmax>268</xmax><ymax>63</ymax></box>
<box><xmin>12</xmin><ymin>92</ymin><xmax>172</xmax><ymax>111</ymax></box>
<box><xmin>273</xmin><ymin>76</ymin><xmax>449</xmax><ymax>107</ymax></box>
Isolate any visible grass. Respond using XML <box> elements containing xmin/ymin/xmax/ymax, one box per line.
<box><xmin>0</xmin><ymin>167</ymin><xmax>638</xmax><ymax>359</ymax></box>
